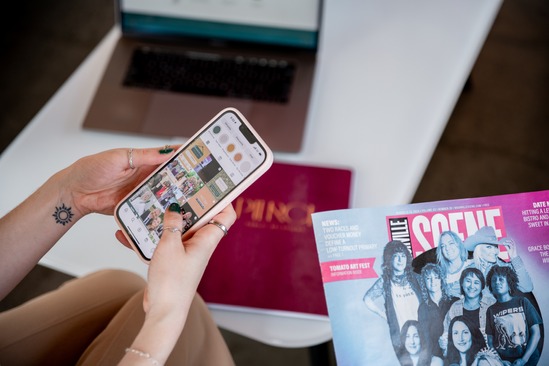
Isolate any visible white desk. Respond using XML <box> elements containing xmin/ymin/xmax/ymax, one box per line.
<box><xmin>0</xmin><ymin>0</ymin><xmax>501</xmax><ymax>348</ymax></box>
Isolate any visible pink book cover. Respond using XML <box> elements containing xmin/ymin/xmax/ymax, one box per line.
<box><xmin>197</xmin><ymin>162</ymin><xmax>353</xmax><ymax>316</ymax></box>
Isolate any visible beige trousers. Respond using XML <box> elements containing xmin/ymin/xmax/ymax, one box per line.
<box><xmin>0</xmin><ymin>269</ymin><xmax>234</xmax><ymax>366</ymax></box>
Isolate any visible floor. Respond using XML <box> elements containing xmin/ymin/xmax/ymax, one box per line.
<box><xmin>0</xmin><ymin>0</ymin><xmax>547</xmax><ymax>364</ymax></box>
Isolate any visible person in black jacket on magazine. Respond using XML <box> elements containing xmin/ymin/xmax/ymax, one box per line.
<box><xmin>418</xmin><ymin>263</ymin><xmax>459</xmax><ymax>358</ymax></box>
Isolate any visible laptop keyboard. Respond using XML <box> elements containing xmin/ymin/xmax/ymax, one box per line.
<box><xmin>123</xmin><ymin>47</ymin><xmax>296</xmax><ymax>103</ymax></box>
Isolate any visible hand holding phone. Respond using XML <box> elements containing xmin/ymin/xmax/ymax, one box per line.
<box><xmin>115</xmin><ymin>108</ymin><xmax>273</xmax><ymax>262</ymax></box>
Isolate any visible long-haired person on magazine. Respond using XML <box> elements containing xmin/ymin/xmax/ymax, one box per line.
<box><xmin>445</xmin><ymin>315</ymin><xmax>486</xmax><ymax>366</ymax></box>
<box><xmin>363</xmin><ymin>240</ymin><xmax>422</xmax><ymax>353</ymax></box>
<box><xmin>397</xmin><ymin>319</ymin><xmax>443</xmax><ymax>366</ymax></box>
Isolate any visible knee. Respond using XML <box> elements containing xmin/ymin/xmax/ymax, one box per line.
<box><xmin>86</xmin><ymin>269</ymin><xmax>146</xmax><ymax>292</ymax></box>
<box><xmin>61</xmin><ymin>269</ymin><xmax>146</xmax><ymax>300</ymax></box>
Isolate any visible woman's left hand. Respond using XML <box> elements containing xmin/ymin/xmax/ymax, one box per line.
<box><xmin>144</xmin><ymin>203</ymin><xmax>237</xmax><ymax>319</ymax></box>
<box><xmin>58</xmin><ymin>147</ymin><xmax>175</xmax><ymax>216</ymax></box>
<box><xmin>119</xmin><ymin>203</ymin><xmax>237</xmax><ymax>365</ymax></box>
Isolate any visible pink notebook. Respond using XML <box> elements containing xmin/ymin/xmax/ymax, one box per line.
<box><xmin>198</xmin><ymin>162</ymin><xmax>353</xmax><ymax>316</ymax></box>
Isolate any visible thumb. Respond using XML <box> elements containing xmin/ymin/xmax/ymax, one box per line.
<box><xmin>160</xmin><ymin>203</ymin><xmax>185</xmax><ymax>242</ymax></box>
<box><xmin>148</xmin><ymin>203</ymin><xmax>185</xmax><ymax>267</ymax></box>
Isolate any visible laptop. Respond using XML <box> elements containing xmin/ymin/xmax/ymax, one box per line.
<box><xmin>83</xmin><ymin>0</ymin><xmax>323</xmax><ymax>153</ymax></box>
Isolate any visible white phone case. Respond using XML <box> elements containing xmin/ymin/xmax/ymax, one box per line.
<box><xmin>115</xmin><ymin>107</ymin><xmax>273</xmax><ymax>262</ymax></box>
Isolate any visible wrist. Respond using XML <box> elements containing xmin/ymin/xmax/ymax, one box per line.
<box><xmin>144</xmin><ymin>302</ymin><xmax>188</xmax><ymax>336</ymax></box>
<box><xmin>124</xmin><ymin>347</ymin><xmax>162</xmax><ymax>366</ymax></box>
<box><xmin>128</xmin><ymin>312</ymin><xmax>187</xmax><ymax>364</ymax></box>
<box><xmin>48</xmin><ymin>169</ymin><xmax>85</xmax><ymax>223</ymax></box>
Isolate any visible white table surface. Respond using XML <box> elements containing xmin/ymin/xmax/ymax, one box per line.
<box><xmin>0</xmin><ymin>0</ymin><xmax>501</xmax><ymax>348</ymax></box>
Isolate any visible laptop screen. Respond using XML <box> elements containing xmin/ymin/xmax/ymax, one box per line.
<box><xmin>119</xmin><ymin>0</ymin><xmax>321</xmax><ymax>50</ymax></box>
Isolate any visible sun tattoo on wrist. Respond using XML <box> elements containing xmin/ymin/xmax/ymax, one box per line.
<box><xmin>53</xmin><ymin>203</ymin><xmax>74</xmax><ymax>226</ymax></box>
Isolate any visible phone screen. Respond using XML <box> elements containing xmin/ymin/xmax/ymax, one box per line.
<box><xmin>116</xmin><ymin>110</ymin><xmax>269</xmax><ymax>260</ymax></box>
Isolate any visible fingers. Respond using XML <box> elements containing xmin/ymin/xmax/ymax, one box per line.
<box><xmin>124</xmin><ymin>145</ymin><xmax>179</xmax><ymax>170</ymax></box>
<box><xmin>211</xmin><ymin>205</ymin><xmax>237</xmax><ymax>233</ymax></box>
<box><xmin>161</xmin><ymin>203</ymin><xmax>185</xmax><ymax>239</ymax></box>
<box><xmin>192</xmin><ymin>205</ymin><xmax>237</xmax><ymax>244</ymax></box>
<box><xmin>115</xmin><ymin>230</ymin><xmax>133</xmax><ymax>249</ymax></box>
<box><xmin>500</xmin><ymin>238</ymin><xmax>515</xmax><ymax>251</ymax></box>
<box><xmin>148</xmin><ymin>203</ymin><xmax>236</xmax><ymax>263</ymax></box>
<box><xmin>147</xmin><ymin>203</ymin><xmax>186</xmax><ymax>262</ymax></box>
<box><xmin>216</xmin><ymin>204</ymin><xmax>237</xmax><ymax>228</ymax></box>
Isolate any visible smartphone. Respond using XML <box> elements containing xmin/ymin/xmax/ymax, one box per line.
<box><xmin>115</xmin><ymin>108</ymin><xmax>273</xmax><ymax>262</ymax></box>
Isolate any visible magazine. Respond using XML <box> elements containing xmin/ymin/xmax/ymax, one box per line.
<box><xmin>312</xmin><ymin>190</ymin><xmax>549</xmax><ymax>366</ymax></box>
<box><xmin>198</xmin><ymin>161</ymin><xmax>352</xmax><ymax>316</ymax></box>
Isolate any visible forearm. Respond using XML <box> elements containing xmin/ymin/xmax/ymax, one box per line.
<box><xmin>363</xmin><ymin>297</ymin><xmax>386</xmax><ymax>319</ymax></box>
<box><xmin>119</xmin><ymin>301</ymin><xmax>190</xmax><ymax>365</ymax></box>
<box><xmin>0</xmin><ymin>169</ymin><xmax>82</xmax><ymax>299</ymax></box>
<box><xmin>363</xmin><ymin>280</ymin><xmax>387</xmax><ymax>319</ymax></box>
<box><xmin>520</xmin><ymin>325</ymin><xmax>540</xmax><ymax>363</ymax></box>
<box><xmin>510</xmin><ymin>257</ymin><xmax>534</xmax><ymax>292</ymax></box>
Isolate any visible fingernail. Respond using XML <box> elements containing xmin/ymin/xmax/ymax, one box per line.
<box><xmin>169</xmin><ymin>203</ymin><xmax>181</xmax><ymax>213</ymax></box>
<box><xmin>159</xmin><ymin>146</ymin><xmax>174</xmax><ymax>154</ymax></box>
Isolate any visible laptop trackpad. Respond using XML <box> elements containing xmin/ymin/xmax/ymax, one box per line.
<box><xmin>142</xmin><ymin>93</ymin><xmax>253</xmax><ymax>139</ymax></box>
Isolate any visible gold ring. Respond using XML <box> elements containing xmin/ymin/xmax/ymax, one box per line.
<box><xmin>128</xmin><ymin>148</ymin><xmax>135</xmax><ymax>169</ymax></box>
<box><xmin>208</xmin><ymin>220</ymin><xmax>228</xmax><ymax>236</ymax></box>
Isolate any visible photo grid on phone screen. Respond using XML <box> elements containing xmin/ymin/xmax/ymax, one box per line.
<box><xmin>120</xmin><ymin>112</ymin><xmax>265</xmax><ymax>257</ymax></box>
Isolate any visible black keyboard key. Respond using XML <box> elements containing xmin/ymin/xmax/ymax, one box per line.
<box><xmin>123</xmin><ymin>48</ymin><xmax>296</xmax><ymax>103</ymax></box>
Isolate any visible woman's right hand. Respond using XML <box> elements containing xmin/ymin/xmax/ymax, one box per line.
<box><xmin>58</xmin><ymin>147</ymin><xmax>176</xmax><ymax>218</ymax></box>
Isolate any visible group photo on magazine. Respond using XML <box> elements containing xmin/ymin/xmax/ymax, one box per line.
<box><xmin>312</xmin><ymin>190</ymin><xmax>549</xmax><ymax>366</ymax></box>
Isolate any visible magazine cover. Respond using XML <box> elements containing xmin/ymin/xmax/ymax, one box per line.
<box><xmin>312</xmin><ymin>190</ymin><xmax>548</xmax><ymax>366</ymax></box>
<box><xmin>198</xmin><ymin>161</ymin><xmax>352</xmax><ymax>316</ymax></box>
